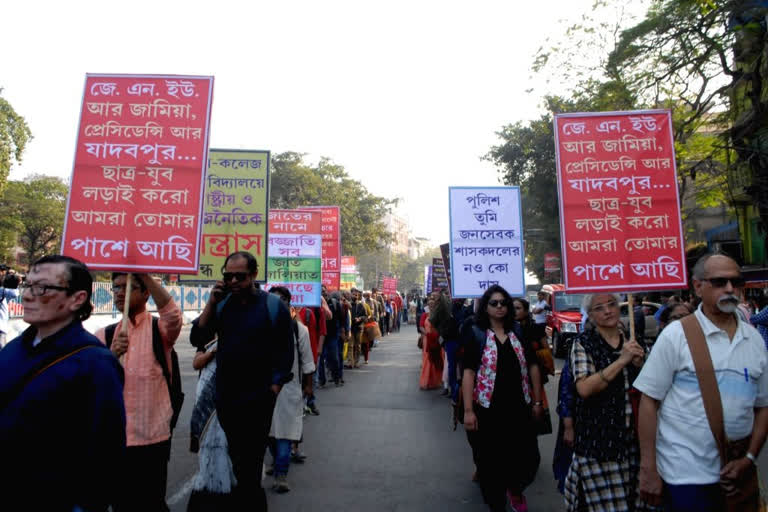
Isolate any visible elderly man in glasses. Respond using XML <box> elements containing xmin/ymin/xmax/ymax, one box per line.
<box><xmin>635</xmin><ymin>252</ymin><xmax>768</xmax><ymax>512</ymax></box>
<box><xmin>95</xmin><ymin>270</ymin><xmax>182</xmax><ymax>511</ymax></box>
<box><xmin>191</xmin><ymin>251</ymin><xmax>294</xmax><ymax>512</ymax></box>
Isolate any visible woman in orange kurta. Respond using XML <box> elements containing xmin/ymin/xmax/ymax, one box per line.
<box><xmin>419</xmin><ymin>296</ymin><xmax>444</xmax><ymax>390</ymax></box>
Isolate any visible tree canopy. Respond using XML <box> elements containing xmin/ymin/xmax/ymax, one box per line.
<box><xmin>0</xmin><ymin>89</ymin><xmax>32</xmax><ymax>196</ymax></box>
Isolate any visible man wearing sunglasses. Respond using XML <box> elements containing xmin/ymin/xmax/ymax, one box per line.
<box><xmin>191</xmin><ymin>251</ymin><xmax>294</xmax><ymax>512</ymax></box>
<box><xmin>635</xmin><ymin>253</ymin><xmax>768</xmax><ymax>511</ymax></box>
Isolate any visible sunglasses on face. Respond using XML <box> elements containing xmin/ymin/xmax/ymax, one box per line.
<box><xmin>488</xmin><ymin>299</ymin><xmax>509</xmax><ymax>308</ymax></box>
<box><xmin>222</xmin><ymin>272</ymin><xmax>248</xmax><ymax>282</ymax></box>
<box><xmin>702</xmin><ymin>276</ymin><xmax>745</xmax><ymax>288</ymax></box>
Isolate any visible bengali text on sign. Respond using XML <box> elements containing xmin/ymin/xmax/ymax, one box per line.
<box><xmin>554</xmin><ymin>110</ymin><xmax>687</xmax><ymax>292</ymax></box>
<box><xmin>62</xmin><ymin>74</ymin><xmax>214</xmax><ymax>272</ymax></box>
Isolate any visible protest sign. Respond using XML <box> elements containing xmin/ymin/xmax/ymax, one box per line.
<box><xmin>381</xmin><ymin>276</ymin><xmax>398</xmax><ymax>296</ymax></box>
<box><xmin>449</xmin><ymin>187</ymin><xmax>525</xmax><ymax>297</ymax></box>
<box><xmin>439</xmin><ymin>243</ymin><xmax>452</xmax><ymax>296</ymax></box>
<box><xmin>425</xmin><ymin>265</ymin><xmax>433</xmax><ymax>294</ymax></box>
<box><xmin>266</xmin><ymin>209</ymin><xmax>322</xmax><ymax>306</ymax></box>
<box><xmin>303</xmin><ymin>206</ymin><xmax>341</xmax><ymax>290</ymax></box>
<box><xmin>431</xmin><ymin>257</ymin><xmax>449</xmax><ymax>292</ymax></box>
<box><xmin>341</xmin><ymin>256</ymin><xmax>358</xmax><ymax>291</ymax></box>
<box><xmin>180</xmin><ymin>149</ymin><xmax>269</xmax><ymax>282</ymax></box>
<box><xmin>62</xmin><ymin>74</ymin><xmax>214</xmax><ymax>272</ymax></box>
<box><xmin>554</xmin><ymin>110</ymin><xmax>687</xmax><ymax>292</ymax></box>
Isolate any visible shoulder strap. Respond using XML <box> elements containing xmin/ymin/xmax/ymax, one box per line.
<box><xmin>105</xmin><ymin>322</ymin><xmax>119</xmax><ymax>348</ymax></box>
<box><xmin>0</xmin><ymin>345</ymin><xmax>97</xmax><ymax>410</ymax></box>
<box><xmin>150</xmin><ymin>317</ymin><xmax>172</xmax><ymax>389</ymax></box>
<box><xmin>265</xmin><ymin>291</ymin><xmax>280</xmax><ymax>326</ymax></box>
<box><xmin>215</xmin><ymin>293</ymin><xmax>231</xmax><ymax>318</ymax></box>
<box><xmin>681</xmin><ymin>315</ymin><xmax>728</xmax><ymax>467</ymax></box>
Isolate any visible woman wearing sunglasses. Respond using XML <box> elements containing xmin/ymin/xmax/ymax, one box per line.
<box><xmin>563</xmin><ymin>293</ymin><xmax>657</xmax><ymax>512</ymax></box>
<box><xmin>462</xmin><ymin>285</ymin><xmax>542</xmax><ymax>512</ymax></box>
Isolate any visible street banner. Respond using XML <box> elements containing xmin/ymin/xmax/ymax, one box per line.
<box><xmin>431</xmin><ymin>257</ymin><xmax>449</xmax><ymax>292</ymax></box>
<box><xmin>62</xmin><ymin>74</ymin><xmax>214</xmax><ymax>272</ymax></box>
<box><xmin>381</xmin><ymin>276</ymin><xmax>398</xmax><ymax>296</ymax></box>
<box><xmin>340</xmin><ymin>256</ymin><xmax>358</xmax><ymax>291</ymax></box>
<box><xmin>448</xmin><ymin>186</ymin><xmax>526</xmax><ymax>298</ymax></box>
<box><xmin>439</xmin><ymin>243</ymin><xmax>452</xmax><ymax>296</ymax></box>
<box><xmin>425</xmin><ymin>265</ymin><xmax>432</xmax><ymax>294</ymax></box>
<box><xmin>180</xmin><ymin>149</ymin><xmax>269</xmax><ymax>282</ymax></box>
<box><xmin>266</xmin><ymin>209</ymin><xmax>322</xmax><ymax>306</ymax></box>
<box><xmin>554</xmin><ymin>110</ymin><xmax>687</xmax><ymax>292</ymax></box>
<box><xmin>303</xmin><ymin>206</ymin><xmax>341</xmax><ymax>290</ymax></box>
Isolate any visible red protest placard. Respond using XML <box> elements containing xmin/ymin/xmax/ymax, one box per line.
<box><xmin>304</xmin><ymin>205</ymin><xmax>341</xmax><ymax>289</ymax></box>
<box><xmin>62</xmin><ymin>74</ymin><xmax>214</xmax><ymax>273</ymax></box>
<box><xmin>381</xmin><ymin>276</ymin><xmax>398</xmax><ymax>296</ymax></box>
<box><xmin>554</xmin><ymin>110</ymin><xmax>687</xmax><ymax>292</ymax></box>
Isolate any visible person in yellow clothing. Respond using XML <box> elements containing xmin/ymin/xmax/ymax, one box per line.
<box><xmin>96</xmin><ymin>273</ymin><xmax>183</xmax><ymax>512</ymax></box>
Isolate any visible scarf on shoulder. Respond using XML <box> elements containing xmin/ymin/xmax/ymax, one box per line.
<box><xmin>473</xmin><ymin>328</ymin><xmax>531</xmax><ymax>408</ymax></box>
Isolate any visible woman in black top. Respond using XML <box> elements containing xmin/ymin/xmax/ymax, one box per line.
<box><xmin>462</xmin><ymin>285</ymin><xmax>542</xmax><ymax>512</ymax></box>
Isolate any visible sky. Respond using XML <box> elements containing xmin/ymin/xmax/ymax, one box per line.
<box><xmin>4</xmin><ymin>0</ymin><xmax>611</xmax><ymax>247</ymax></box>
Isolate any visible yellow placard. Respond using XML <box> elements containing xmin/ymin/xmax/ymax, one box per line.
<box><xmin>180</xmin><ymin>149</ymin><xmax>270</xmax><ymax>282</ymax></box>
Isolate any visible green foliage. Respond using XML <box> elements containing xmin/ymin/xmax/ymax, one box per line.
<box><xmin>357</xmin><ymin>246</ymin><xmax>440</xmax><ymax>293</ymax></box>
<box><xmin>269</xmin><ymin>152</ymin><xmax>394</xmax><ymax>255</ymax></box>
<box><xmin>0</xmin><ymin>175</ymin><xmax>68</xmax><ymax>267</ymax></box>
<box><xmin>0</xmin><ymin>90</ymin><xmax>32</xmax><ymax>196</ymax></box>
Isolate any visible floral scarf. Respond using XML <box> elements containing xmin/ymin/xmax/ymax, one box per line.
<box><xmin>473</xmin><ymin>328</ymin><xmax>531</xmax><ymax>408</ymax></box>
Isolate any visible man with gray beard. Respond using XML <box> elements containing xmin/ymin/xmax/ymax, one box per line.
<box><xmin>634</xmin><ymin>253</ymin><xmax>768</xmax><ymax>511</ymax></box>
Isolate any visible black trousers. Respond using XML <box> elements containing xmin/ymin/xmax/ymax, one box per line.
<box><xmin>218</xmin><ymin>396</ymin><xmax>276</xmax><ymax>512</ymax></box>
<box><xmin>113</xmin><ymin>439</ymin><xmax>171</xmax><ymax>512</ymax></box>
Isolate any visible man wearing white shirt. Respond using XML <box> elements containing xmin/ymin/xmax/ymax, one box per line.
<box><xmin>634</xmin><ymin>253</ymin><xmax>768</xmax><ymax>511</ymax></box>
<box><xmin>532</xmin><ymin>292</ymin><xmax>549</xmax><ymax>325</ymax></box>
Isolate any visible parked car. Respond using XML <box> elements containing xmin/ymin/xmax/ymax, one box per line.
<box><xmin>541</xmin><ymin>284</ymin><xmax>588</xmax><ymax>358</ymax></box>
<box><xmin>619</xmin><ymin>301</ymin><xmax>661</xmax><ymax>343</ymax></box>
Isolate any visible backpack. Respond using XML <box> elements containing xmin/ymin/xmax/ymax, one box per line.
<box><xmin>105</xmin><ymin>317</ymin><xmax>184</xmax><ymax>432</ymax></box>
<box><xmin>216</xmin><ymin>291</ymin><xmax>281</xmax><ymax>326</ymax></box>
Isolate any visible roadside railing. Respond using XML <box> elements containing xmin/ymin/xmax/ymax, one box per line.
<box><xmin>9</xmin><ymin>283</ymin><xmax>215</xmax><ymax>318</ymax></box>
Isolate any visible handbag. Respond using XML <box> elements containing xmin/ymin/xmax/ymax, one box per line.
<box><xmin>534</xmin><ymin>390</ymin><xmax>553</xmax><ymax>436</ymax></box>
<box><xmin>417</xmin><ymin>334</ymin><xmax>423</xmax><ymax>350</ymax></box>
<box><xmin>681</xmin><ymin>315</ymin><xmax>764</xmax><ymax>512</ymax></box>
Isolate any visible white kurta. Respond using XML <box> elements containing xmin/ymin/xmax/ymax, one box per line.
<box><xmin>269</xmin><ymin>320</ymin><xmax>315</xmax><ymax>440</ymax></box>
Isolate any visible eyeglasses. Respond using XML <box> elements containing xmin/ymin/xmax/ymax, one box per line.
<box><xmin>590</xmin><ymin>300</ymin><xmax>618</xmax><ymax>313</ymax></box>
<box><xmin>222</xmin><ymin>272</ymin><xmax>248</xmax><ymax>282</ymax></box>
<box><xmin>21</xmin><ymin>283</ymin><xmax>70</xmax><ymax>296</ymax></box>
<box><xmin>488</xmin><ymin>299</ymin><xmax>509</xmax><ymax>308</ymax></box>
<box><xmin>701</xmin><ymin>276</ymin><xmax>745</xmax><ymax>288</ymax></box>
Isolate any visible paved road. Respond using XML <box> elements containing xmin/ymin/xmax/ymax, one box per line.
<box><xmin>164</xmin><ymin>323</ymin><xmax>768</xmax><ymax>511</ymax></box>
<box><xmin>165</xmin><ymin>324</ymin><xmax>564</xmax><ymax>511</ymax></box>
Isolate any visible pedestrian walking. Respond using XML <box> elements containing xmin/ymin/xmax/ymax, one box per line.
<box><xmin>532</xmin><ymin>291</ymin><xmax>549</xmax><ymax>325</ymax></box>
<box><xmin>190</xmin><ymin>251</ymin><xmax>294</xmax><ymax>512</ymax></box>
<box><xmin>346</xmin><ymin>289</ymin><xmax>367</xmax><ymax>368</ymax></box>
<box><xmin>656</xmin><ymin>302</ymin><xmax>692</xmax><ymax>336</ymax></box>
<box><xmin>0</xmin><ymin>269</ymin><xmax>20</xmax><ymax>348</ymax></box>
<box><xmin>635</xmin><ymin>253</ymin><xmax>768</xmax><ymax>511</ymax></box>
<box><xmin>267</xmin><ymin>286</ymin><xmax>316</xmax><ymax>494</ymax></box>
<box><xmin>97</xmin><ymin>272</ymin><xmax>183</xmax><ymax>512</ymax></box>
<box><xmin>462</xmin><ymin>285</ymin><xmax>542</xmax><ymax>512</ymax></box>
<box><xmin>563</xmin><ymin>293</ymin><xmax>655</xmax><ymax>512</ymax></box>
<box><xmin>0</xmin><ymin>255</ymin><xmax>126</xmax><ymax>511</ymax></box>
<box><xmin>420</xmin><ymin>293</ymin><xmax>443</xmax><ymax>390</ymax></box>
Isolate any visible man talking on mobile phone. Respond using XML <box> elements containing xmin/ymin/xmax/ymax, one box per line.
<box><xmin>191</xmin><ymin>251</ymin><xmax>294</xmax><ymax>511</ymax></box>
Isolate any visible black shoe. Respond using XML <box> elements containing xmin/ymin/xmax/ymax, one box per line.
<box><xmin>308</xmin><ymin>403</ymin><xmax>320</xmax><ymax>416</ymax></box>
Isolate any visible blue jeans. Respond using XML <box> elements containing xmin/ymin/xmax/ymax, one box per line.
<box><xmin>443</xmin><ymin>339</ymin><xmax>459</xmax><ymax>401</ymax></box>
<box><xmin>318</xmin><ymin>332</ymin><xmax>341</xmax><ymax>384</ymax></box>
<box><xmin>269</xmin><ymin>438</ymin><xmax>292</xmax><ymax>477</ymax></box>
<box><xmin>664</xmin><ymin>482</ymin><xmax>724</xmax><ymax>512</ymax></box>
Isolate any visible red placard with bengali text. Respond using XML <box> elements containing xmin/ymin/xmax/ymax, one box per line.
<box><xmin>62</xmin><ymin>74</ymin><xmax>214</xmax><ymax>272</ymax></box>
<box><xmin>304</xmin><ymin>205</ymin><xmax>341</xmax><ymax>289</ymax></box>
<box><xmin>381</xmin><ymin>276</ymin><xmax>398</xmax><ymax>296</ymax></box>
<box><xmin>554</xmin><ymin>110</ymin><xmax>687</xmax><ymax>292</ymax></box>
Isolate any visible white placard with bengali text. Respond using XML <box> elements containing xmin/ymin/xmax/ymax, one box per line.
<box><xmin>449</xmin><ymin>186</ymin><xmax>526</xmax><ymax>298</ymax></box>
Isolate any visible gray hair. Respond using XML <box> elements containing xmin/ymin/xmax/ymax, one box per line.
<box><xmin>691</xmin><ymin>251</ymin><xmax>737</xmax><ymax>280</ymax></box>
<box><xmin>581</xmin><ymin>293</ymin><xmax>622</xmax><ymax>313</ymax></box>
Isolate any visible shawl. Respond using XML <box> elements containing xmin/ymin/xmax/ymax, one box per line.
<box><xmin>473</xmin><ymin>328</ymin><xmax>531</xmax><ymax>408</ymax></box>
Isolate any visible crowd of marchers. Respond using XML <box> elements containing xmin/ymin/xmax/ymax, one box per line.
<box><xmin>415</xmin><ymin>252</ymin><xmax>768</xmax><ymax>512</ymax></box>
<box><xmin>0</xmin><ymin>250</ymin><xmax>407</xmax><ymax>512</ymax></box>
<box><xmin>3</xmin><ymin>251</ymin><xmax>768</xmax><ymax>512</ymax></box>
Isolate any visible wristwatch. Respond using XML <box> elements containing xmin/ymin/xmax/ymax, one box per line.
<box><xmin>746</xmin><ymin>452</ymin><xmax>757</xmax><ymax>465</ymax></box>
<box><xmin>533</xmin><ymin>401</ymin><xmax>543</xmax><ymax>406</ymax></box>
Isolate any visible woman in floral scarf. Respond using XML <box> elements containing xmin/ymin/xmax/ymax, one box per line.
<box><xmin>462</xmin><ymin>285</ymin><xmax>543</xmax><ymax>512</ymax></box>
